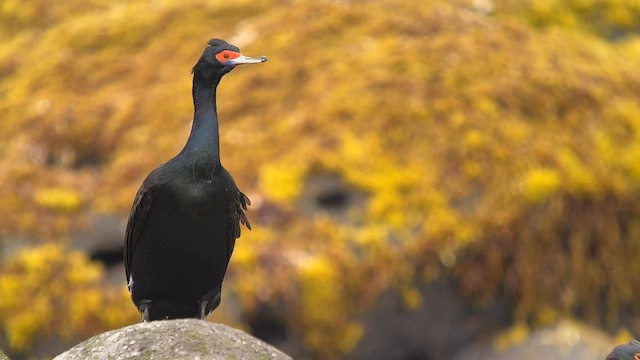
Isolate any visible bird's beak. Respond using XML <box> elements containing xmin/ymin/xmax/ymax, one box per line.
<box><xmin>224</xmin><ymin>54</ymin><xmax>267</xmax><ymax>66</ymax></box>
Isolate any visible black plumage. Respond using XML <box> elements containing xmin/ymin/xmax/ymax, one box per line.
<box><xmin>124</xmin><ymin>39</ymin><xmax>266</xmax><ymax>321</ymax></box>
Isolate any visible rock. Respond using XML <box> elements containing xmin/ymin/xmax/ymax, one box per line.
<box><xmin>54</xmin><ymin>319</ymin><xmax>293</xmax><ymax>360</ymax></box>
<box><xmin>299</xmin><ymin>173</ymin><xmax>367</xmax><ymax>221</ymax></box>
<box><xmin>452</xmin><ymin>320</ymin><xmax>617</xmax><ymax>360</ymax></box>
<box><xmin>349</xmin><ymin>277</ymin><xmax>510</xmax><ymax>360</ymax></box>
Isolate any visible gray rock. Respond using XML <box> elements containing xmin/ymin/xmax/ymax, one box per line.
<box><xmin>54</xmin><ymin>319</ymin><xmax>293</xmax><ymax>360</ymax></box>
<box><xmin>349</xmin><ymin>278</ymin><xmax>510</xmax><ymax>360</ymax></box>
<box><xmin>452</xmin><ymin>320</ymin><xmax>617</xmax><ymax>360</ymax></box>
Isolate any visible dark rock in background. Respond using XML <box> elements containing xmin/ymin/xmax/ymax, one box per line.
<box><xmin>300</xmin><ymin>174</ymin><xmax>367</xmax><ymax>221</ymax></box>
<box><xmin>69</xmin><ymin>214</ymin><xmax>126</xmax><ymax>286</ymax></box>
<box><xmin>349</xmin><ymin>278</ymin><xmax>511</xmax><ymax>360</ymax></box>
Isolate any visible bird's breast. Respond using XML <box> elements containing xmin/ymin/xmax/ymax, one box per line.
<box><xmin>169</xmin><ymin>175</ymin><xmax>229</xmax><ymax>210</ymax></box>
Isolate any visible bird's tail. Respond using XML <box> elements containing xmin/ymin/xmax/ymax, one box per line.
<box><xmin>142</xmin><ymin>301</ymin><xmax>201</xmax><ymax>321</ymax></box>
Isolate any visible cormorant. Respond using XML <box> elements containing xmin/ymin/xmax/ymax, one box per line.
<box><xmin>124</xmin><ymin>39</ymin><xmax>266</xmax><ymax>321</ymax></box>
<box><xmin>606</xmin><ymin>340</ymin><xmax>640</xmax><ymax>360</ymax></box>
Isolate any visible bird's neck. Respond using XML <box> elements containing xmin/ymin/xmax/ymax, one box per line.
<box><xmin>182</xmin><ymin>74</ymin><xmax>222</xmax><ymax>166</ymax></box>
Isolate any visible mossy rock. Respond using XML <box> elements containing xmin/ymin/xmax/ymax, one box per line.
<box><xmin>53</xmin><ymin>319</ymin><xmax>292</xmax><ymax>360</ymax></box>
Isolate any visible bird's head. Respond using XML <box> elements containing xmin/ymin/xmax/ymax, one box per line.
<box><xmin>606</xmin><ymin>340</ymin><xmax>640</xmax><ymax>360</ymax></box>
<box><xmin>193</xmin><ymin>38</ymin><xmax>267</xmax><ymax>79</ymax></box>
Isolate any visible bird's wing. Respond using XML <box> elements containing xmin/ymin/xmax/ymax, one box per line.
<box><xmin>226</xmin><ymin>191</ymin><xmax>251</xmax><ymax>261</ymax></box>
<box><xmin>124</xmin><ymin>171</ymin><xmax>158</xmax><ymax>287</ymax></box>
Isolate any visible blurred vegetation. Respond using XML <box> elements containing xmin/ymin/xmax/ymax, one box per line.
<box><xmin>0</xmin><ymin>243</ymin><xmax>137</xmax><ymax>351</ymax></box>
<box><xmin>494</xmin><ymin>0</ymin><xmax>640</xmax><ymax>39</ymax></box>
<box><xmin>1</xmin><ymin>0</ymin><xmax>640</xmax><ymax>358</ymax></box>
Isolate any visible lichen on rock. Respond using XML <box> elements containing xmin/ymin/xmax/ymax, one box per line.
<box><xmin>54</xmin><ymin>319</ymin><xmax>292</xmax><ymax>360</ymax></box>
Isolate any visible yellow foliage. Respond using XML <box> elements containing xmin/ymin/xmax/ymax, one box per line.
<box><xmin>556</xmin><ymin>149</ymin><xmax>598</xmax><ymax>196</ymax></box>
<box><xmin>493</xmin><ymin>322</ymin><xmax>530</xmax><ymax>351</ymax></box>
<box><xmin>338</xmin><ymin>322</ymin><xmax>364</xmax><ymax>354</ymax></box>
<box><xmin>6</xmin><ymin>310</ymin><xmax>45</xmax><ymax>351</ymax></box>
<box><xmin>533</xmin><ymin>306</ymin><xmax>561</xmax><ymax>327</ymax></box>
<box><xmin>259</xmin><ymin>161</ymin><xmax>307</xmax><ymax>203</ymax></box>
<box><xmin>353</xmin><ymin>225</ymin><xmax>387</xmax><ymax>248</ymax></box>
<box><xmin>495</xmin><ymin>0</ymin><xmax>640</xmax><ymax>39</ymax></box>
<box><xmin>520</xmin><ymin>168</ymin><xmax>561</xmax><ymax>203</ymax></box>
<box><xmin>0</xmin><ymin>244</ymin><xmax>138</xmax><ymax>352</ymax></box>
<box><xmin>401</xmin><ymin>286</ymin><xmax>423</xmax><ymax>311</ymax></box>
<box><xmin>33</xmin><ymin>187</ymin><xmax>82</xmax><ymax>212</ymax></box>
<box><xmin>296</xmin><ymin>254</ymin><xmax>366</xmax><ymax>357</ymax></box>
<box><xmin>232</xmin><ymin>240</ymin><xmax>257</xmax><ymax>267</ymax></box>
<box><xmin>299</xmin><ymin>255</ymin><xmax>339</xmax><ymax>324</ymax></box>
<box><xmin>613</xmin><ymin>327</ymin><xmax>635</xmax><ymax>345</ymax></box>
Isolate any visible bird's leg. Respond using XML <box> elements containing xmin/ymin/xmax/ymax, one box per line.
<box><xmin>199</xmin><ymin>300</ymin><xmax>208</xmax><ymax>320</ymax></box>
<box><xmin>143</xmin><ymin>307</ymin><xmax>150</xmax><ymax>322</ymax></box>
<box><xmin>198</xmin><ymin>289</ymin><xmax>221</xmax><ymax>319</ymax></box>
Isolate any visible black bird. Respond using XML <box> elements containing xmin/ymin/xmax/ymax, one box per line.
<box><xmin>606</xmin><ymin>340</ymin><xmax>640</xmax><ymax>360</ymax></box>
<box><xmin>124</xmin><ymin>39</ymin><xmax>266</xmax><ymax>321</ymax></box>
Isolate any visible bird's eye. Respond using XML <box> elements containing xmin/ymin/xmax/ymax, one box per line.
<box><xmin>215</xmin><ymin>50</ymin><xmax>241</xmax><ymax>63</ymax></box>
